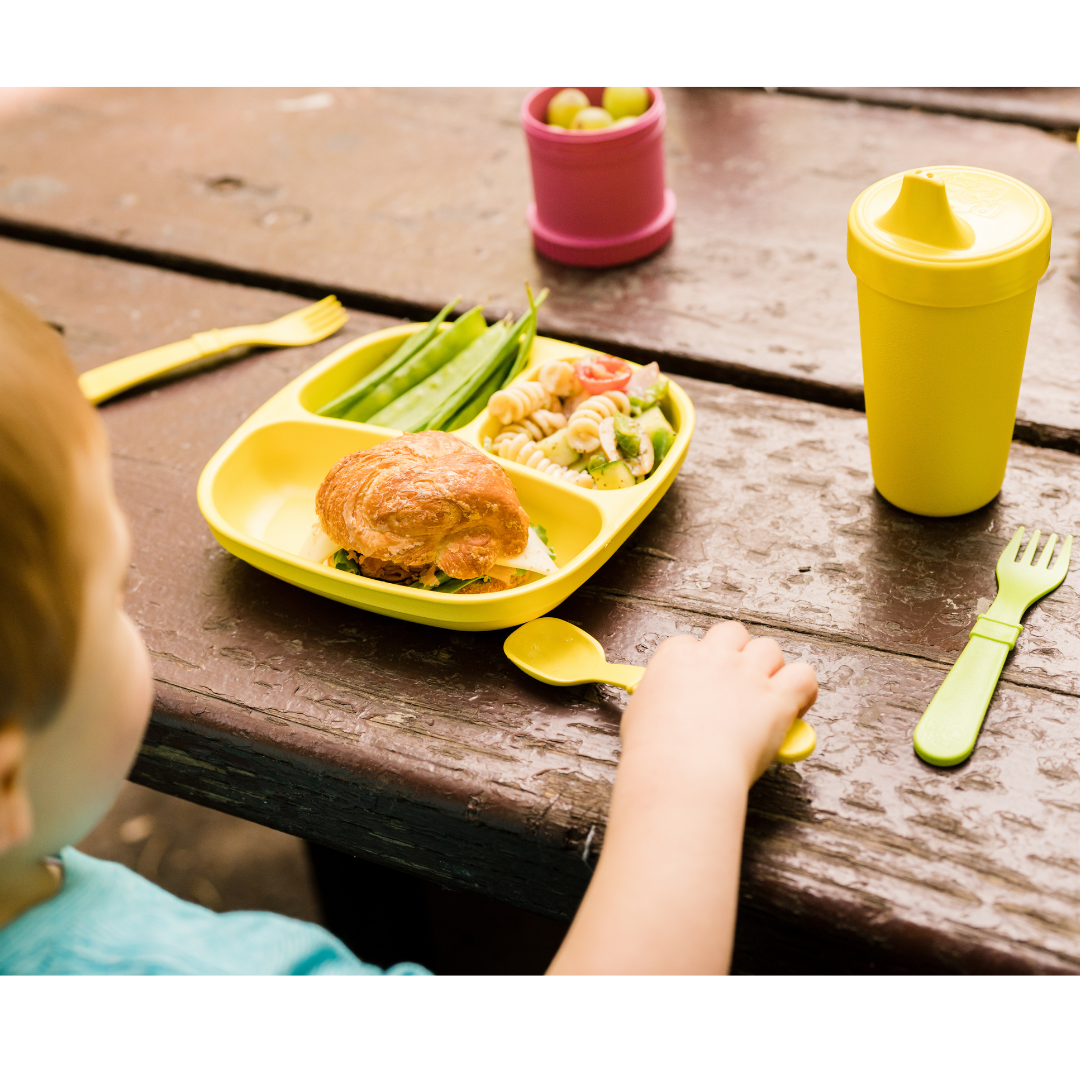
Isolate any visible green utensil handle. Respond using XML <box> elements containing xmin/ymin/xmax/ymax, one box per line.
<box><xmin>913</xmin><ymin>617</ymin><xmax>1021</xmax><ymax>767</ymax></box>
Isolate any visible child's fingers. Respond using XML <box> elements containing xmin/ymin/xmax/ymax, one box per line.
<box><xmin>650</xmin><ymin>632</ymin><xmax>699</xmax><ymax>665</ymax></box>
<box><xmin>703</xmin><ymin>619</ymin><xmax>750</xmax><ymax>652</ymax></box>
<box><xmin>741</xmin><ymin>636</ymin><xmax>785</xmax><ymax>676</ymax></box>
<box><xmin>771</xmin><ymin>661</ymin><xmax>818</xmax><ymax>717</ymax></box>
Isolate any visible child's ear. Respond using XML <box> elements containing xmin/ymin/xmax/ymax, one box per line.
<box><xmin>0</xmin><ymin>722</ymin><xmax>32</xmax><ymax>855</ymax></box>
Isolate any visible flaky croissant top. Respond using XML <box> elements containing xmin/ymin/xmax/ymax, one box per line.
<box><xmin>315</xmin><ymin>431</ymin><xmax>530</xmax><ymax>580</ymax></box>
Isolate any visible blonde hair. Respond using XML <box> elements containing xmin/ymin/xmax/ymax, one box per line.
<box><xmin>0</xmin><ymin>287</ymin><xmax>103</xmax><ymax>730</ymax></box>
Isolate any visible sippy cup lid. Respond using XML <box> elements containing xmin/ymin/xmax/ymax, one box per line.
<box><xmin>848</xmin><ymin>167</ymin><xmax>1051</xmax><ymax>308</ymax></box>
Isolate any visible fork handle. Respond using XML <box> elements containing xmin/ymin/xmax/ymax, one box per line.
<box><xmin>78</xmin><ymin>328</ymin><xmax>243</xmax><ymax>405</ymax></box>
<box><xmin>913</xmin><ymin>617</ymin><xmax>1022</xmax><ymax>767</ymax></box>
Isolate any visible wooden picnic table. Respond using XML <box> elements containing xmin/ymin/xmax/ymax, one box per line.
<box><xmin>3</xmin><ymin>88</ymin><xmax>1080</xmax><ymax>973</ymax></box>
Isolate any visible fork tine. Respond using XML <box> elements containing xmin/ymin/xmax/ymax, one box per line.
<box><xmin>306</xmin><ymin>311</ymin><xmax>347</xmax><ymax>335</ymax></box>
<box><xmin>300</xmin><ymin>301</ymin><xmax>337</xmax><ymax>322</ymax></box>
<box><xmin>999</xmin><ymin>526</ymin><xmax>1025</xmax><ymax>567</ymax></box>
<box><xmin>304</xmin><ymin>301</ymin><xmax>343</xmax><ymax>326</ymax></box>
<box><xmin>1037</xmin><ymin>533</ymin><xmax>1059</xmax><ymax>569</ymax></box>
<box><xmin>1052</xmin><ymin>535</ymin><xmax>1074</xmax><ymax>578</ymax></box>
<box><xmin>307</xmin><ymin>301</ymin><xmax>344</xmax><ymax>320</ymax></box>
<box><xmin>280</xmin><ymin>295</ymin><xmax>339</xmax><ymax>323</ymax></box>
<box><xmin>1022</xmin><ymin>529</ymin><xmax>1041</xmax><ymax>566</ymax></box>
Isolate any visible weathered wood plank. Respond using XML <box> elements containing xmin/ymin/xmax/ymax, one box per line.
<box><xmin>1</xmin><ymin>88</ymin><xmax>1079</xmax><ymax>441</ymax></box>
<box><xmin>8</xmin><ymin>237</ymin><xmax>1080</xmax><ymax>969</ymax></box>
<box><xmin>135</xmin><ymin>594</ymin><xmax>1080</xmax><ymax>972</ymax></box>
<box><xmin>590</xmin><ymin>378</ymin><xmax>1080</xmax><ymax>697</ymax></box>
<box><xmin>0</xmin><ymin>234</ymin><xmax>385</xmax><ymax>374</ymax></box>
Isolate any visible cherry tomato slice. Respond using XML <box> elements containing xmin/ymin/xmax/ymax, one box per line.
<box><xmin>574</xmin><ymin>355</ymin><xmax>631</xmax><ymax>395</ymax></box>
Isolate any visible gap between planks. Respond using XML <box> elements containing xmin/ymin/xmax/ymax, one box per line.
<box><xmin>3</xmin><ymin>216</ymin><xmax>1079</xmax><ymax>457</ymax></box>
<box><xmin>776</xmin><ymin>88</ymin><xmax>1080</xmax><ymax>137</ymax></box>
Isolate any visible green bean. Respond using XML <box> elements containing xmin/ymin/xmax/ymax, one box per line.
<box><xmin>343</xmin><ymin>306</ymin><xmax>486</xmax><ymax>423</ymax></box>
<box><xmin>369</xmin><ymin>318</ymin><xmax>512</xmax><ymax>431</ymax></box>
<box><xmin>318</xmin><ymin>298</ymin><xmax>458</xmax><ymax>418</ymax></box>
<box><xmin>498</xmin><ymin>285</ymin><xmax>548</xmax><ymax>389</ymax></box>
<box><xmin>443</xmin><ymin>348</ymin><xmax>516</xmax><ymax>430</ymax></box>
<box><xmin>434</xmin><ymin>309</ymin><xmax>533</xmax><ymax>431</ymax></box>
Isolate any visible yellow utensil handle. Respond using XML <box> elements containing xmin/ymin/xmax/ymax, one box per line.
<box><xmin>614</xmin><ymin>664</ymin><xmax>816</xmax><ymax>763</ymax></box>
<box><xmin>776</xmin><ymin>717</ymin><xmax>816</xmax><ymax>764</ymax></box>
<box><xmin>607</xmin><ymin>664</ymin><xmax>646</xmax><ymax>693</ymax></box>
<box><xmin>78</xmin><ymin>328</ymin><xmax>242</xmax><ymax>405</ymax></box>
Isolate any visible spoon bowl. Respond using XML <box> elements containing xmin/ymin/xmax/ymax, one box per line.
<box><xmin>504</xmin><ymin>617</ymin><xmax>815</xmax><ymax>762</ymax></box>
<box><xmin>504</xmin><ymin>617</ymin><xmax>643</xmax><ymax>691</ymax></box>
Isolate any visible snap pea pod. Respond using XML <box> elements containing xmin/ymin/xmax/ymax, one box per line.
<box><xmin>424</xmin><ymin>310</ymin><xmax>533</xmax><ymax>432</ymax></box>
<box><xmin>498</xmin><ymin>286</ymin><xmax>548</xmax><ymax>389</ymax></box>
<box><xmin>443</xmin><ymin>348</ymin><xmax>516</xmax><ymax>431</ymax></box>
<box><xmin>344</xmin><ymin>306</ymin><xmax>486</xmax><ymax>424</ymax></box>
<box><xmin>370</xmin><ymin>318</ymin><xmax>512</xmax><ymax>432</ymax></box>
<box><xmin>318</xmin><ymin>298</ymin><xmax>458</xmax><ymax>419</ymax></box>
<box><xmin>408</xmin><ymin>319</ymin><xmax>519</xmax><ymax>432</ymax></box>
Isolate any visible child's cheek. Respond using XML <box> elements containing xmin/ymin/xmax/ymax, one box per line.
<box><xmin>107</xmin><ymin>612</ymin><xmax>153</xmax><ymax>770</ymax></box>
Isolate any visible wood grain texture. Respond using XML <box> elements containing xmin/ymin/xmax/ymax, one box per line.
<box><xmin>590</xmin><ymin>379</ymin><xmax>1080</xmax><ymax>696</ymax></box>
<box><xmin>7</xmin><ymin>238</ymin><xmax>1080</xmax><ymax>968</ymax></box>
<box><xmin>2</xmin><ymin>88</ymin><xmax>1079</xmax><ymax>439</ymax></box>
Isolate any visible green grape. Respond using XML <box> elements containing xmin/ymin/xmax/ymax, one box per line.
<box><xmin>547</xmin><ymin>88</ymin><xmax>590</xmax><ymax>128</ymax></box>
<box><xmin>571</xmin><ymin>106</ymin><xmax>613</xmax><ymax>130</ymax></box>
<box><xmin>602</xmin><ymin>86</ymin><xmax>650</xmax><ymax>120</ymax></box>
<box><xmin>610</xmin><ymin>116</ymin><xmax>639</xmax><ymax>129</ymax></box>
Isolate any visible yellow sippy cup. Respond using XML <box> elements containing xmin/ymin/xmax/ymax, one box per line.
<box><xmin>848</xmin><ymin>167</ymin><xmax>1051</xmax><ymax>517</ymax></box>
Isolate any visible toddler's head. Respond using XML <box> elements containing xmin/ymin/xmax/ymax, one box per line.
<box><xmin>0</xmin><ymin>287</ymin><xmax>152</xmax><ymax>883</ymax></box>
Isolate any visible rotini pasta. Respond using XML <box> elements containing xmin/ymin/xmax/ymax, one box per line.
<box><xmin>491</xmin><ymin>430</ymin><xmax>595</xmax><ymax>488</ymax></box>
<box><xmin>537</xmin><ymin>359</ymin><xmax>578</xmax><ymax>398</ymax></box>
<box><xmin>487</xmin><ymin>381</ymin><xmax>553</xmax><ymax>426</ymax></box>
<box><xmin>565</xmin><ymin>391</ymin><xmax>631</xmax><ymax>453</ymax></box>
<box><xmin>496</xmin><ymin>409</ymin><xmax>566</xmax><ymax>443</ymax></box>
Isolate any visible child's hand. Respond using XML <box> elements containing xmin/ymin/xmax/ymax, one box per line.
<box><xmin>620</xmin><ymin>620</ymin><xmax>818</xmax><ymax>790</ymax></box>
<box><xmin>548</xmin><ymin>621</ymin><xmax>818</xmax><ymax>973</ymax></box>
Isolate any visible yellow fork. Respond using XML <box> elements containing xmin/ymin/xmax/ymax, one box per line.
<box><xmin>78</xmin><ymin>295</ymin><xmax>347</xmax><ymax>405</ymax></box>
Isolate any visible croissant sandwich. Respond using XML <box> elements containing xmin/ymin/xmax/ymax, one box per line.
<box><xmin>302</xmin><ymin>431</ymin><xmax>557</xmax><ymax>593</ymax></box>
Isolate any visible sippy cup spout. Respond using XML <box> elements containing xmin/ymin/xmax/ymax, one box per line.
<box><xmin>874</xmin><ymin>169</ymin><xmax>975</xmax><ymax>251</ymax></box>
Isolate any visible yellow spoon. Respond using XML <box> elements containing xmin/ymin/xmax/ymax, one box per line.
<box><xmin>504</xmin><ymin>617</ymin><xmax>816</xmax><ymax>764</ymax></box>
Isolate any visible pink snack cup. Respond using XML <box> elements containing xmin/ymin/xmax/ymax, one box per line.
<box><xmin>521</xmin><ymin>87</ymin><xmax>676</xmax><ymax>268</ymax></box>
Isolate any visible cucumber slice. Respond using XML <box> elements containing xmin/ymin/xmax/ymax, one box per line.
<box><xmin>612</xmin><ymin>413</ymin><xmax>642</xmax><ymax>457</ymax></box>
<box><xmin>535</xmin><ymin>430</ymin><xmax>580</xmax><ymax>467</ymax></box>
<box><xmin>590</xmin><ymin>459</ymin><xmax>636</xmax><ymax>490</ymax></box>
<box><xmin>638</xmin><ymin>406</ymin><xmax>676</xmax><ymax>465</ymax></box>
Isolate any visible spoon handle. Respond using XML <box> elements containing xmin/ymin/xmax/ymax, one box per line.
<box><xmin>601</xmin><ymin>667</ymin><xmax>816</xmax><ymax>761</ymax></box>
<box><xmin>604</xmin><ymin>664</ymin><xmax>646</xmax><ymax>693</ymax></box>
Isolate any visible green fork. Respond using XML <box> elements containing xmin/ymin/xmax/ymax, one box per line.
<box><xmin>914</xmin><ymin>527</ymin><xmax>1073</xmax><ymax>767</ymax></box>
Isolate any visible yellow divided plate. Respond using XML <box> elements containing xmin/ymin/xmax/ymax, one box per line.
<box><xmin>197</xmin><ymin>325</ymin><xmax>695</xmax><ymax>631</ymax></box>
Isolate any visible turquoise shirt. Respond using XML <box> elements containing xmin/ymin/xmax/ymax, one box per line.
<box><xmin>0</xmin><ymin>847</ymin><xmax>430</xmax><ymax>976</ymax></box>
